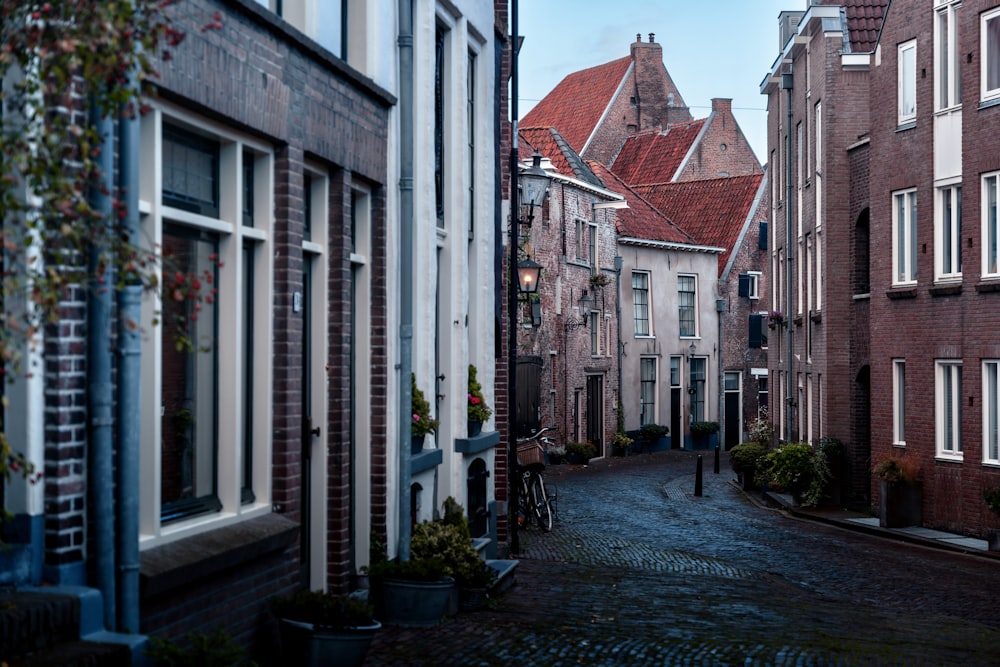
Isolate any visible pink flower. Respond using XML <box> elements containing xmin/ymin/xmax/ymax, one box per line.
<box><xmin>412</xmin><ymin>414</ymin><xmax>420</xmax><ymax>421</ymax></box>
<box><xmin>470</xmin><ymin>397</ymin><xmax>481</xmax><ymax>405</ymax></box>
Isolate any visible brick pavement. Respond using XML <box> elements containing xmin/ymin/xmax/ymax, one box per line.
<box><xmin>363</xmin><ymin>451</ymin><xmax>1000</xmax><ymax>666</ymax></box>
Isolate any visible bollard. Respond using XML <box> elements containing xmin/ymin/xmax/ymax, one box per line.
<box><xmin>694</xmin><ymin>455</ymin><xmax>703</xmax><ymax>497</ymax></box>
<box><xmin>714</xmin><ymin>445</ymin><xmax>720</xmax><ymax>474</ymax></box>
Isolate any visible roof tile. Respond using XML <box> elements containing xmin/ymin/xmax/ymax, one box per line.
<box><xmin>608</xmin><ymin>120</ymin><xmax>705</xmax><ymax>185</ymax></box>
<box><xmin>587</xmin><ymin>161</ymin><xmax>694</xmax><ymax>245</ymax></box>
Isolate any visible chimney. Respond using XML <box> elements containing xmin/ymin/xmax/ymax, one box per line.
<box><xmin>648</xmin><ymin>33</ymin><xmax>655</xmax><ymax>43</ymax></box>
<box><xmin>711</xmin><ymin>98</ymin><xmax>733</xmax><ymax>114</ymax></box>
<box><xmin>636</xmin><ymin>33</ymin><xmax>641</xmax><ymax>43</ymax></box>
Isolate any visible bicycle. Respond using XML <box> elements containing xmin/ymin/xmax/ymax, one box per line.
<box><xmin>515</xmin><ymin>426</ymin><xmax>556</xmax><ymax>532</ymax></box>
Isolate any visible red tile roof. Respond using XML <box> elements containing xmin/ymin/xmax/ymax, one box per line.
<box><xmin>587</xmin><ymin>161</ymin><xmax>694</xmax><ymax>245</ymax></box>
<box><xmin>630</xmin><ymin>174</ymin><xmax>764</xmax><ymax>273</ymax></box>
<box><xmin>521</xmin><ymin>56</ymin><xmax>632</xmax><ymax>154</ymax></box>
<box><xmin>843</xmin><ymin>0</ymin><xmax>888</xmax><ymax>53</ymax></box>
<box><xmin>519</xmin><ymin>127</ymin><xmax>602</xmax><ymax>187</ymax></box>
<box><xmin>608</xmin><ymin>120</ymin><xmax>705</xmax><ymax>185</ymax></box>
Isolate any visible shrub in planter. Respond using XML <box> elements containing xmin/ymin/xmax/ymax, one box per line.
<box><xmin>611</xmin><ymin>431</ymin><xmax>634</xmax><ymax>456</ymax></box>
<box><xmin>565</xmin><ymin>441</ymin><xmax>596</xmax><ymax>463</ymax></box>
<box><xmin>639</xmin><ymin>423</ymin><xmax>669</xmax><ymax>441</ymax></box>
<box><xmin>872</xmin><ymin>450</ymin><xmax>922</xmax><ymax>528</ymax></box>
<box><xmin>728</xmin><ymin>442</ymin><xmax>768</xmax><ymax>489</ymax></box>
<box><xmin>745</xmin><ymin>410</ymin><xmax>773</xmax><ymax>446</ymax></box>
<box><xmin>756</xmin><ymin>442</ymin><xmax>815</xmax><ymax>499</ymax></box>
<box><xmin>147</xmin><ymin>629</ymin><xmax>252</xmax><ymax>667</ymax></box>
<box><xmin>690</xmin><ymin>421</ymin><xmax>720</xmax><ymax>437</ymax></box>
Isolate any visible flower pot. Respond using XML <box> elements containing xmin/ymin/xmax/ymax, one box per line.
<box><xmin>411</xmin><ymin>434</ymin><xmax>425</xmax><ymax>455</ymax></box>
<box><xmin>459</xmin><ymin>586</ymin><xmax>489</xmax><ymax>612</ymax></box>
<box><xmin>468</xmin><ymin>419</ymin><xmax>483</xmax><ymax>438</ymax></box>
<box><xmin>380</xmin><ymin>577</ymin><xmax>455</xmax><ymax>627</ymax></box>
<box><xmin>879</xmin><ymin>480</ymin><xmax>922</xmax><ymax>528</ymax></box>
<box><xmin>279</xmin><ymin>617</ymin><xmax>380</xmax><ymax>667</ymax></box>
<box><xmin>547</xmin><ymin>452</ymin><xmax>563</xmax><ymax>465</ymax></box>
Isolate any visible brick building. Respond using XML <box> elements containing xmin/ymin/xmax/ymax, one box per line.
<box><xmin>2</xmin><ymin>0</ymin><xmax>510</xmax><ymax>659</ymax></box>
<box><xmin>762</xmin><ymin>1</ymin><xmax>886</xmax><ymax>508</ymax></box>
<box><xmin>868</xmin><ymin>0</ymin><xmax>1000</xmax><ymax>538</ymax></box>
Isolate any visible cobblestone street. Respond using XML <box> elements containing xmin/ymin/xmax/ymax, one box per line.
<box><xmin>364</xmin><ymin>450</ymin><xmax>1000</xmax><ymax>666</ymax></box>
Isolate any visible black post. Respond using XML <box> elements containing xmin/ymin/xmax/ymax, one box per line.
<box><xmin>714</xmin><ymin>445</ymin><xmax>720</xmax><ymax>474</ymax></box>
<box><xmin>694</xmin><ymin>456</ymin><xmax>703</xmax><ymax>497</ymax></box>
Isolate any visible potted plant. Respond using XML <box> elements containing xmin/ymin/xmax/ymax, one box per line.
<box><xmin>411</xmin><ymin>373</ymin><xmax>439</xmax><ymax>454</ymax></box>
<box><xmin>589</xmin><ymin>272</ymin><xmax>610</xmax><ymax>288</ymax></box>
<box><xmin>690</xmin><ymin>421</ymin><xmax>719</xmax><ymax>449</ymax></box>
<box><xmin>545</xmin><ymin>442</ymin><xmax>566</xmax><ymax>465</ymax></box>
<box><xmin>639</xmin><ymin>423</ymin><xmax>669</xmax><ymax>452</ymax></box>
<box><xmin>467</xmin><ymin>364</ymin><xmax>491</xmax><ymax>437</ymax></box>
<box><xmin>728</xmin><ymin>442</ymin><xmax>768</xmax><ymax>491</ymax></box>
<box><xmin>366</xmin><ymin>553</ymin><xmax>453</xmax><ymax>627</ymax></box>
<box><xmin>745</xmin><ymin>410</ymin><xmax>773</xmax><ymax>446</ymax></box>
<box><xmin>611</xmin><ymin>431</ymin><xmax>634</xmax><ymax>456</ymax></box>
<box><xmin>984</xmin><ymin>486</ymin><xmax>1000</xmax><ymax>551</ymax></box>
<box><xmin>755</xmin><ymin>442</ymin><xmax>815</xmax><ymax>504</ymax></box>
<box><xmin>873</xmin><ymin>450</ymin><xmax>922</xmax><ymax>528</ymax></box>
<box><xmin>271</xmin><ymin>590</ymin><xmax>380</xmax><ymax>667</ymax></box>
<box><xmin>565</xmin><ymin>441</ymin><xmax>596</xmax><ymax>464</ymax></box>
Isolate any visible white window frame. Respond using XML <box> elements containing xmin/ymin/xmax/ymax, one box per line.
<box><xmin>138</xmin><ymin>104</ymin><xmax>274</xmax><ymax>547</ymax></box>
<box><xmin>935</xmin><ymin>360</ymin><xmax>963</xmax><ymax>460</ymax></box>
<box><xmin>985</xmin><ymin>360</ymin><xmax>1000</xmax><ymax>464</ymax></box>
<box><xmin>632</xmin><ymin>271</ymin><xmax>651</xmax><ymax>337</ymax></box>
<box><xmin>935</xmin><ymin>1</ymin><xmax>961</xmax><ymax>111</ymax></box>
<box><xmin>935</xmin><ymin>182</ymin><xmax>962</xmax><ymax>280</ymax></box>
<box><xmin>982</xmin><ymin>7</ymin><xmax>1000</xmax><ymax>103</ymax></box>
<box><xmin>678</xmin><ymin>274</ymin><xmax>698</xmax><ymax>338</ymax></box>
<box><xmin>983</xmin><ymin>172</ymin><xmax>1000</xmax><ymax>278</ymax></box>
<box><xmin>899</xmin><ymin>40</ymin><xmax>917</xmax><ymax>124</ymax></box>
<box><xmin>747</xmin><ymin>271</ymin><xmax>761</xmax><ymax>300</ymax></box>
<box><xmin>892</xmin><ymin>189</ymin><xmax>918</xmax><ymax>286</ymax></box>
<box><xmin>893</xmin><ymin>359</ymin><xmax>906</xmax><ymax>446</ymax></box>
<box><xmin>640</xmin><ymin>357</ymin><xmax>657</xmax><ymax>426</ymax></box>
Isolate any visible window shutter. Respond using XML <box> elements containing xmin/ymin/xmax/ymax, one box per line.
<box><xmin>749</xmin><ymin>313</ymin><xmax>763</xmax><ymax>348</ymax></box>
<box><xmin>738</xmin><ymin>273</ymin><xmax>751</xmax><ymax>298</ymax></box>
<box><xmin>759</xmin><ymin>221</ymin><xmax>768</xmax><ymax>250</ymax></box>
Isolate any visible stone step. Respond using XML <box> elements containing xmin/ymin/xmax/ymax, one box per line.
<box><xmin>471</xmin><ymin>537</ymin><xmax>491</xmax><ymax>561</ymax></box>
<box><xmin>7</xmin><ymin>638</ymin><xmax>132</xmax><ymax>667</ymax></box>
<box><xmin>485</xmin><ymin>558</ymin><xmax>518</xmax><ymax>595</ymax></box>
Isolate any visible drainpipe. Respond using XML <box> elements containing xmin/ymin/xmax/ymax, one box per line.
<box><xmin>508</xmin><ymin>0</ymin><xmax>521</xmax><ymax>555</ymax></box>
<box><xmin>87</xmin><ymin>99</ymin><xmax>116</xmax><ymax>631</ymax></box>
<box><xmin>782</xmin><ymin>71</ymin><xmax>794</xmax><ymax>444</ymax></box>
<box><xmin>116</xmin><ymin>74</ymin><xmax>142</xmax><ymax>636</ymax></box>
<box><xmin>716</xmin><ymin>297</ymin><xmax>726</xmax><ymax>449</ymax></box>
<box><xmin>397</xmin><ymin>0</ymin><xmax>414</xmax><ymax>561</ymax></box>
<box><xmin>614</xmin><ymin>255</ymin><xmax>623</xmax><ymax>430</ymax></box>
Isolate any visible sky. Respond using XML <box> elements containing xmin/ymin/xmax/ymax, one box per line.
<box><xmin>516</xmin><ymin>0</ymin><xmax>801</xmax><ymax>165</ymax></box>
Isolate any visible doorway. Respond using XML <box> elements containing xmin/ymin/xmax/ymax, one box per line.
<box><xmin>586</xmin><ymin>375</ymin><xmax>604</xmax><ymax>457</ymax></box>
<box><xmin>724</xmin><ymin>371</ymin><xmax>741</xmax><ymax>450</ymax></box>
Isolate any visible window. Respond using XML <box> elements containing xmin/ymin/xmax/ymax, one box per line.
<box><xmin>893</xmin><ymin>359</ymin><xmax>906</xmax><ymax>446</ymax></box>
<box><xmin>467</xmin><ymin>51</ymin><xmax>476</xmax><ymax>239</ymax></box>
<box><xmin>738</xmin><ymin>272</ymin><xmax>760</xmax><ymax>300</ymax></box>
<box><xmin>589</xmin><ymin>311</ymin><xmax>600</xmax><ymax>355</ymax></box>
<box><xmin>936</xmin><ymin>361</ymin><xmax>962</xmax><ymax>459</ymax></box>
<box><xmin>140</xmin><ymin>109</ymin><xmax>272</xmax><ymax>541</ymax></box>
<box><xmin>632</xmin><ymin>272</ymin><xmax>650</xmax><ymax>336</ymax></box>
<box><xmin>575</xmin><ymin>219</ymin><xmax>586</xmax><ymax>262</ymax></box>
<box><xmin>935</xmin><ymin>1</ymin><xmax>961</xmax><ymax>110</ymax></box>
<box><xmin>893</xmin><ymin>189</ymin><xmax>918</xmax><ymax>285</ymax></box>
<box><xmin>748</xmin><ymin>313</ymin><xmax>767</xmax><ymax>349</ymax></box>
<box><xmin>983</xmin><ymin>172</ymin><xmax>1000</xmax><ymax>277</ymax></box>
<box><xmin>982</xmin><ymin>7</ymin><xmax>1000</xmax><ymax>102</ymax></box>
<box><xmin>898</xmin><ymin>40</ymin><xmax>917</xmax><ymax>123</ymax></box>
<box><xmin>588</xmin><ymin>223</ymin><xmax>597</xmax><ymax>268</ymax></box>
<box><xmin>985</xmin><ymin>361</ymin><xmax>1000</xmax><ymax>464</ymax></box>
<box><xmin>640</xmin><ymin>358</ymin><xmax>656</xmax><ymax>426</ymax></box>
<box><xmin>689</xmin><ymin>357</ymin><xmax>706</xmax><ymax>423</ymax></box>
<box><xmin>936</xmin><ymin>184</ymin><xmax>962</xmax><ymax>279</ymax></box>
<box><xmin>678</xmin><ymin>275</ymin><xmax>696</xmax><ymax>337</ymax></box>
<box><xmin>255</xmin><ymin>0</ymin><xmax>348</xmax><ymax>60</ymax></box>
<box><xmin>434</xmin><ymin>26</ymin><xmax>446</xmax><ymax>228</ymax></box>
<box><xmin>815</xmin><ymin>101</ymin><xmax>823</xmax><ymax>231</ymax></box>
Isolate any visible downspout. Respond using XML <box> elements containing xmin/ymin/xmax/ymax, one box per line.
<box><xmin>508</xmin><ymin>0</ymin><xmax>521</xmax><ymax>555</ymax></box>
<box><xmin>397</xmin><ymin>0</ymin><xmax>414</xmax><ymax>561</ymax></box>
<box><xmin>782</xmin><ymin>71</ymin><xmax>794</xmax><ymax>444</ymax></box>
<box><xmin>716</xmin><ymin>296</ymin><xmax>725</xmax><ymax>449</ymax></box>
<box><xmin>87</xmin><ymin>99</ymin><xmax>116</xmax><ymax>631</ymax></box>
<box><xmin>116</xmin><ymin>65</ymin><xmax>142</xmax><ymax>635</ymax></box>
<box><xmin>614</xmin><ymin>255</ymin><xmax>623</xmax><ymax>431</ymax></box>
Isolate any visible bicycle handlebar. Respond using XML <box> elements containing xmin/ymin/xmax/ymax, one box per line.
<box><xmin>516</xmin><ymin>425</ymin><xmax>557</xmax><ymax>444</ymax></box>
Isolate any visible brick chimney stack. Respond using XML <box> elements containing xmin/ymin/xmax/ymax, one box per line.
<box><xmin>711</xmin><ymin>98</ymin><xmax>733</xmax><ymax>114</ymax></box>
<box><xmin>629</xmin><ymin>31</ymin><xmax>692</xmax><ymax>131</ymax></box>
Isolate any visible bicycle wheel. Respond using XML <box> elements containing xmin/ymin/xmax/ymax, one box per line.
<box><xmin>515</xmin><ymin>476</ymin><xmax>530</xmax><ymax>528</ymax></box>
<box><xmin>530</xmin><ymin>474</ymin><xmax>553</xmax><ymax>532</ymax></box>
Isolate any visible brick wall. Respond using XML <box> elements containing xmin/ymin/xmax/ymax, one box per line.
<box><xmin>677</xmin><ymin>99</ymin><xmax>763</xmax><ymax>182</ymax></box>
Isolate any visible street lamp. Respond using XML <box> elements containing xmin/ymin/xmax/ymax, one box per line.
<box><xmin>508</xmin><ymin>124</ymin><xmax>552</xmax><ymax>556</ymax></box>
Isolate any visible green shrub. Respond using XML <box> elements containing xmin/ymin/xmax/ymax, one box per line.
<box><xmin>728</xmin><ymin>442</ymin><xmax>768</xmax><ymax>476</ymax></box>
<box><xmin>691</xmin><ymin>421</ymin><xmax>719</xmax><ymax>436</ymax></box>
<box><xmin>756</xmin><ymin>442</ymin><xmax>814</xmax><ymax>494</ymax></box>
<box><xmin>146</xmin><ymin>629</ymin><xmax>254</xmax><ymax>667</ymax></box>
<box><xmin>639</xmin><ymin>423</ymin><xmax>669</xmax><ymax>440</ymax></box>
<box><xmin>271</xmin><ymin>591</ymin><xmax>375</xmax><ymax>629</ymax></box>
<box><xmin>566</xmin><ymin>441</ymin><xmax>596</xmax><ymax>460</ymax></box>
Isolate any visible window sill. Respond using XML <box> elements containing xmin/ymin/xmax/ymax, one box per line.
<box><xmin>793</xmin><ymin>314</ymin><xmax>804</xmax><ymax>326</ymax></box>
<box><xmin>929</xmin><ymin>283</ymin><xmax>962</xmax><ymax>297</ymax></box>
<box><xmin>810</xmin><ymin>310</ymin><xmax>822</xmax><ymax>324</ymax></box>
<box><xmin>411</xmin><ymin>448</ymin><xmax>443</xmax><ymax>475</ymax></box>
<box><xmin>455</xmin><ymin>430</ymin><xmax>500</xmax><ymax>455</ymax></box>
<box><xmin>895</xmin><ymin>120</ymin><xmax>917</xmax><ymax>132</ymax></box>
<box><xmin>886</xmin><ymin>287</ymin><xmax>918</xmax><ymax>299</ymax></box>
<box><xmin>978</xmin><ymin>96</ymin><xmax>1000</xmax><ymax>111</ymax></box>
<box><xmin>566</xmin><ymin>259</ymin><xmax>591</xmax><ymax>270</ymax></box>
<box><xmin>140</xmin><ymin>514</ymin><xmax>298</xmax><ymax>599</ymax></box>
<box><xmin>934</xmin><ymin>454</ymin><xmax>964</xmax><ymax>465</ymax></box>
<box><xmin>976</xmin><ymin>281</ymin><xmax>1000</xmax><ymax>293</ymax></box>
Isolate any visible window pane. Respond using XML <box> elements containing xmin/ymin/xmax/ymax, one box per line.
<box><xmin>900</xmin><ymin>44</ymin><xmax>916</xmax><ymax>119</ymax></box>
<box><xmin>316</xmin><ymin>0</ymin><xmax>344</xmax><ymax>58</ymax></box>
<box><xmin>690</xmin><ymin>358</ymin><xmax>706</xmax><ymax>422</ymax></box>
<box><xmin>242</xmin><ymin>242</ymin><xmax>255</xmax><ymax>503</ymax></box>
<box><xmin>988</xmin><ymin>363</ymin><xmax>999</xmax><ymax>461</ymax></box>
<box><xmin>632</xmin><ymin>272</ymin><xmax>649</xmax><ymax>335</ymax></box>
<box><xmin>988</xmin><ymin>14</ymin><xmax>1000</xmax><ymax>92</ymax></box>
<box><xmin>679</xmin><ymin>276</ymin><xmax>695</xmax><ymax>336</ymax></box>
<box><xmin>161</xmin><ymin>226</ymin><xmax>219</xmax><ymax>521</ymax></box>
<box><xmin>988</xmin><ymin>176</ymin><xmax>998</xmax><ymax>275</ymax></box>
<box><xmin>162</xmin><ymin>125</ymin><xmax>219</xmax><ymax>218</ymax></box>
<box><xmin>640</xmin><ymin>359</ymin><xmax>656</xmax><ymax>426</ymax></box>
